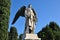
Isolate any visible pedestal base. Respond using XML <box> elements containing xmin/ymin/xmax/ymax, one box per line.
<box><xmin>24</xmin><ymin>34</ymin><xmax>41</xmax><ymax>40</ymax></box>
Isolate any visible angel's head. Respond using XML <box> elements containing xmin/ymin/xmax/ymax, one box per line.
<box><xmin>28</xmin><ymin>4</ymin><xmax>32</xmax><ymax>8</ymax></box>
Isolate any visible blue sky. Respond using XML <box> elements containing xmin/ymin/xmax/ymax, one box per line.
<box><xmin>9</xmin><ymin>0</ymin><xmax>60</xmax><ymax>35</ymax></box>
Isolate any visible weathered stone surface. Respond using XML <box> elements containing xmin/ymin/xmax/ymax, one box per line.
<box><xmin>24</xmin><ymin>34</ymin><xmax>41</xmax><ymax>40</ymax></box>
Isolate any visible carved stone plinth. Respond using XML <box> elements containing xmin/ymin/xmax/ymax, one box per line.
<box><xmin>24</xmin><ymin>34</ymin><xmax>41</xmax><ymax>40</ymax></box>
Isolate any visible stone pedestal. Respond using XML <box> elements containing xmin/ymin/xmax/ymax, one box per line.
<box><xmin>24</xmin><ymin>34</ymin><xmax>41</xmax><ymax>40</ymax></box>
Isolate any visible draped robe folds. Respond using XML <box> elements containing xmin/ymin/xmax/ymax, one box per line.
<box><xmin>25</xmin><ymin>8</ymin><xmax>35</xmax><ymax>33</ymax></box>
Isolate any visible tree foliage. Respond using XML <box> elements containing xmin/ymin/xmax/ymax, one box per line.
<box><xmin>19</xmin><ymin>34</ymin><xmax>23</xmax><ymax>40</ymax></box>
<box><xmin>37</xmin><ymin>22</ymin><xmax>60</xmax><ymax>40</ymax></box>
<box><xmin>8</xmin><ymin>27</ymin><xmax>18</xmax><ymax>40</ymax></box>
<box><xmin>0</xmin><ymin>0</ymin><xmax>10</xmax><ymax>40</ymax></box>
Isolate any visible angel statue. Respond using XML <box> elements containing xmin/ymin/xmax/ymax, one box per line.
<box><xmin>12</xmin><ymin>4</ymin><xmax>37</xmax><ymax>34</ymax></box>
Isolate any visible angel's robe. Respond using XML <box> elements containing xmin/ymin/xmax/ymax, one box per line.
<box><xmin>25</xmin><ymin>8</ymin><xmax>35</xmax><ymax>33</ymax></box>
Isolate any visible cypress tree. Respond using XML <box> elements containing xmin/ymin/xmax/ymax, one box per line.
<box><xmin>0</xmin><ymin>0</ymin><xmax>10</xmax><ymax>40</ymax></box>
<box><xmin>37</xmin><ymin>22</ymin><xmax>60</xmax><ymax>40</ymax></box>
<box><xmin>9</xmin><ymin>27</ymin><xmax>18</xmax><ymax>40</ymax></box>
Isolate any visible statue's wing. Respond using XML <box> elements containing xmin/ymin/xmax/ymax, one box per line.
<box><xmin>12</xmin><ymin>6</ymin><xmax>26</xmax><ymax>24</ymax></box>
<box><xmin>32</xmin><ymin>8</ymin><xmax>37</xmax><ymax>22</ymax></box>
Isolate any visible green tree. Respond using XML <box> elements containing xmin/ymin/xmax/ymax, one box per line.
<box><xmin>19</xmin><ymin>34</ymin><xmax>23</xmax><ymax>40</ymax></box>
<box><xmin>0</xmin><ymin>0</ymin><xmax>10</xmax><ymax>40</ymax></box>
<box><xmin>37</xmin><ymin>22</ymin><xmax>60</xmax><ymax>40</ymax></box>
<box><xmin>49</xmin><ymin>22</ymin><xmax>60</xmax><ymax>40</ymax></box>
<box><xmin>9</xmin><ymin>27</ymin><xmax>18</xmax><ymax>40</ymax></box>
